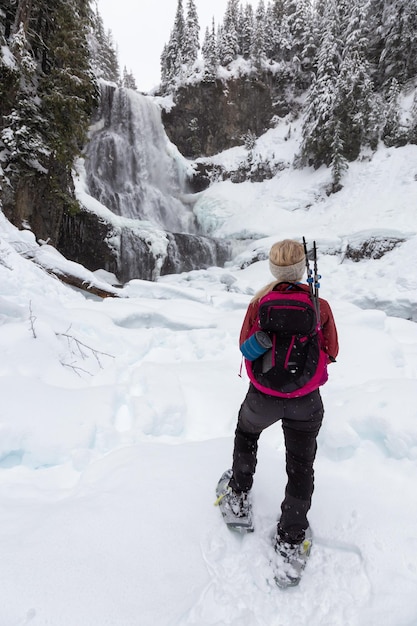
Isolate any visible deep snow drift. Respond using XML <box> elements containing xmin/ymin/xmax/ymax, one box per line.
<box><xmin>0</xmin><ymin>133</ymin><xmax>417</xmax><ymax>625</ymax></box>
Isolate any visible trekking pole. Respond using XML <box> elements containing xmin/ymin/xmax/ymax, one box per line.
<box><xmin>302</xmin><ymin>237</ymin><xmax>314</xmax><ymax>301</ymax></box>
<box><xmin>303</xmin><ymin>237</ymin><xmax>320</xmax><ymax>322</ymax></box>
<box><xmin>313</xmin><ymin>241</ymin><xmax>321</xmax><ymax>320</ymax></box>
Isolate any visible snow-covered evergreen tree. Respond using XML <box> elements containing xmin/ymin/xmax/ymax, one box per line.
<box><xmin>284</xmin><ymin>0</ymin><xmax>314</xmax><ymax>70</ymax></box>
<box><xmin>1</xmin><ymin>20</ymin><xmax>48</xmax><ymax>175</ymax></box>
<box><xmin>38</xmin><ymin>0</ymin><xmax>98</xmax><ymax>164</ymax></box>
<box><xmin>266</xmin><ymin>0</ymin><xmax>285</xmax><ymax>61</ymax></box>
<box><xmin>160</xmin><ymin>44</ymin><xmax>169</xmax><ymax>85</ymax></box>
<box><xmin>162</xmin><ymin>0</ymin><xmax>185</xmax><ymax>85</ymax></box>
<box><xmin>122</xmin><ymin>66</ymin><xmax>137</xmax><ymax>90</ymax></box>
<box><xmin>90</xmin><ymin>9</ymin><xmax>120</xmax><ymax>84</ymax></box>
<box><xmin>2</xmin><ymin>0</ymin><xmax>97</xmax><ymax>174</ymax></box>
<box><xmin>1</xmin><ymin>0</ymin><xmax>98</xmax><ymax>230</ymax></box>
<box><xmin>219</xmin><ymin>0</ymin><xmax>240</xmax><ymax>66</ymax></box>
<box><xmin>251</xmin><ymin>0</ymin><xmax>267</xmax><ymax>66</ymax></box>
<box><xmin>301</xmin><ymin>0</ymin><xmax>383</xmax><ymax>171</ymax></box>
<box><xmin>330</xmin><ymin>119</ymin><xmax>348</xmax><ymax>189</ymax></box>
<box><xmin>335</xmin><ymin>0</ymin><xmax>379</xmax><ymax>159</ymax></box>
<box><xmin>363</xmin><ymin>0</ymin><xmax>384</xmax><ymax>77</ymax></box>
<box><xmin>378</xmin><ymin>0</ymin><xmax>417</xmax><ymax>87</ymax></box>
<box><xmin>300</xmin><ymin>0</ymin><xmax>342</xmax><ymax>167</ymax></box>
<box><xmin>202</xmin><ymin>19</ymin><xmax>218</xmax><ymax>80</ymax></box>
<box><xmin>381</xmin><ymin>77</ymin><xmax>407</xmax><ymax>146</ymax></box>
<box><xmin>183</xmin><ymin>0</ymin><xmax>200</xmax><ymax>66</ymax></box>
<box><xmin>240</xmin><ymin>3</ymin><xmax>254</xmax><ymax>60</ymax></box>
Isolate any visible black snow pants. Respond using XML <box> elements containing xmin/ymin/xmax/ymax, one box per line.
<box><xmin>229</xmin><ymin>384</ymin><xmax>324</xmax><ymax>543</ymax></box>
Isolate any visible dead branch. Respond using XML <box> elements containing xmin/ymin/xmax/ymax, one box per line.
<box><xmin>28</xmin><ymin>300</ymin><xmax>37</xmax><ymax>338</ymax></box>
<box><xmin>59</xmin><ymin>361</ymin><xmax>93</xmax><ymax>377</ymax></box>
<box><xmin>56</xmin><ymin>332</ymin><xmax>114</xmax><ymax>368</ymax></box>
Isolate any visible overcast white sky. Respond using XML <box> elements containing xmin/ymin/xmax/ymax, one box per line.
<box><xmin>98</xmin><ymin>0</ymin><xmax>230</xmax><ymax>92</ymax></box>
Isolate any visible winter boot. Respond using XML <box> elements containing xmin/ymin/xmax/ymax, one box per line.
<box><xmin>215</xmin><ymin>469</ymin><xmax>254</xmax><ymax>533</ymax></box>
<box><xmin>272</xmin><ymin>526</ymin><xmax>313</xmax><ymax>588</ymax></box>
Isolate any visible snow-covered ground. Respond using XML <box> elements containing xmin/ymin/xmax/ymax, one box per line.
<box><xmin>0</xmin><ymin>137</ymin><xmax>417</xmax><ymax>625</ymax></box>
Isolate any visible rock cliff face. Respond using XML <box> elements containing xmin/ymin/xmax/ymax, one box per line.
<box><xmin>162</xmin><ymin>72</ymin><xmax>288</xmax><ymax>158</ymax></box>
<box><xmin>57</xmin><ymin>209</ymin><xmax>230</xmax><ymax>283</ymax></box>
<box><xmin>57</xmin><ymin>209</ymin><xmax>118</xmax><ymax>276</ymax></box>
<box><xmin>2</xmin><ymin>160</ymin><xmax>76</xmax><ymax>249</ymax></box>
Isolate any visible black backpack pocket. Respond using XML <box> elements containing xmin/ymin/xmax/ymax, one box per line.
<box><xmin>258</xmin><ymin>299</ymin><xmax>316</xmax><ymax>335</ymax></box>
<box><xmin>253</xmin><ymin>333</ymin><xmax>319</xmax><ymax>393</ymax></box>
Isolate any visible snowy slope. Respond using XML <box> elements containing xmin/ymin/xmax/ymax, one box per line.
<box><xmin>0</xmin><ymin>141</ymin><xmax>417</xmax><ymax>625</ymax></box>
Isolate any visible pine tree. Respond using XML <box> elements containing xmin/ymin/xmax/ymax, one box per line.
<box><xmin>278</xmin><ymin>15</ymin><xmax>292</xmax><ymax>64</ymax></box>
<box><xmin>381</xmin><ymin>77</ymin><xmax>407</xmax><ymax>146</ymax></box>
<box><xmin>284</xmin><ymin>0</ymin><xmax>314</xmax><ymax>68</ymax></box>
<box><xmin>311</xmin><ymin>0</ymin><xmax>329</xmax><ymax>59</ymax></box>
<box><xmin>1</xmin><ymin>0</ymin><xmax>99</xmax><ymax>236</ymax></box>
<box><xmin>122</xmin><ymin>66</ymin><xmax>137</xmax><ymax>90</ymax></box>
<box><xmin>9</xmin><ymin>12</ymin><xmax>36</xmax><ymax>81</ymax></box>
<box><xmin>89</xmin><ymin>9</ymin><xmax>121</xmax><ymax>82</ymax></box>
<box><xmin>240</xmin><ymin>3</ymin><xmax>254</xmax><ymax>60</ymax></box>
<box><xmin>38</xmin><ymin>0</ymin><xmax>98</xmax><ymax>164</ymax></box>
<box><xmin>219</xmin><ymin>0</ymin><xmax>240</xmax><ymax>66</ymax></box>
<box><xmin>378</xmin><ymin>0</ymin><xmax>417</xmax><ymax>87</ymax></box>
<box><xmin>2</xmin><ymin>0</ymin><xmax>97</xmax><ymax>177</ymax></box>
<box><xmin>202</xmin><ymin>19</ymin><xmax>218</xmax><ymax>80</ymax></box>
<box><xmin>160</xmin><ymin>43</ymin><xmax>169</xmax><ymax>85</ymax></box>
<box><xmin>163</xmin><ymin>0</ymin><xmax>185</xmax><ymax>84</ymax></box>
<box><xmin>301</xmin><ymin>0</ymin><xmax>381</xmax><ymax>169</ymax></box>
<box><xmin>216</xmin><ymin>24</ymin><xmax>224</xmax><ymax>65</ymax></box>
<box><xmin>300</xmin><ymin>0</ymin><xmax>342</xmax><ymax>167</ymax></box>
<box><xmin>183</xmin><ymin>0</ymin><xmax>200</xmax><ymax>66</ymax></box>
<box><xmin>266</xmin><ymin>0</ymin><xmax>285</xmax><ymax>61</ymax></box>
<box><xmin>364</xmin><ymin>0</ymin><xmax>384</xmax><ymax>79</ymax></box>
<box><xmin>173</xmin><ymin>0</ymin><xmax>186</xmax><ymax>46</ymax></box>
<box><xmin>263</xmin><ymin>3</ymin><xmax>274</xmax><ymax>59</ymax></box>
<box><xmin>331</xmin><ymin>119</ymin><xmax>348</xmax><ymax>189</ymax></box>
<box><xmin>251</xmin><ymin>0</ymin><xmax>267</xmax><ymax>66</ymax></box>
<box><xmin>1</xmin><ymin>19</ymin><xmax>48</xmax><ymax>175</ymax></box>
<box><xmin>335</xmin><ymin>0</ymin><xmax>378</xmax><ymax>159</ymax></box>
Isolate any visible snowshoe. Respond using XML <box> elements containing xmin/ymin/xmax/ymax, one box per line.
<box><xmin>214</xmin><ymin>469</ymin><xmax>254</xmax><ymax>533</ymax></box>
<box><xmin>272</xmin><ymin>526</ymin><xmax>312</xmax><ymax>588</ymax></box>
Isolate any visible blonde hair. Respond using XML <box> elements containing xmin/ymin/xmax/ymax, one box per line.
<box><xmin>251</xmin><ymin>239</ymin><xmax>306</xmax><ymax>303</ymax></box>
<box><xmin>269</xmin><ymin>239</ymin><xmax>305</xmax><ymax>267</ymax></box>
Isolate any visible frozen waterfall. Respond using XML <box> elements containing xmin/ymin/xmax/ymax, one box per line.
<box><xmin>82</xmin><ymin>84</ymin><xmax>230</xmax><ymax>282</ymax></box>
<box><xmin>85</xmin><ymin>85</ymin><xmax>194</xmax><ymax>231</ymax></box>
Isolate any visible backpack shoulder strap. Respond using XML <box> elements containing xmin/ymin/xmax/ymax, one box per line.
<box><xmin>272</xmin><ymin>282</ymin><xmax>306</xmax><ymax>293</ymax></box>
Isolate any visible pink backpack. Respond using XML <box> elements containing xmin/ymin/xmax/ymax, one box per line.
<box><xmin>242</xmin><ymin>283</ymin><xmax>328</xmax><ymax>398</ymax></box>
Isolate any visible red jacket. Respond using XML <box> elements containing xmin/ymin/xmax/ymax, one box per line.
<box><xmin>239</xmin><ymin>283</ymin><xmax>339</xmax><ymax>362</ymax></box>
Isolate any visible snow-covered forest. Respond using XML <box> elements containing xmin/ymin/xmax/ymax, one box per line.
<box><xmin>162</xmin><ymin>0</ymin><xmax>417</xmax><ymax>181</ymax></box>
<box><xmin>2</xmin><ymin>0</ymin><xmax>417</xmax><ymax>213</ymax></box>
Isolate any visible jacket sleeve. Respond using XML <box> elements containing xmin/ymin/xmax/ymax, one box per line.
<box><xmin>319</xmin><ymin>298</ymin><xmax>339</xmax><ymax>362</ymax></box>
<box><xmin>239</xmin><ymin>300</ymin><xmax>259</xmax><ymax>346</ymax></box>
